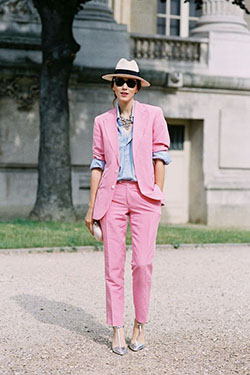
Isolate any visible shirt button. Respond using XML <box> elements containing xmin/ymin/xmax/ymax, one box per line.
<box><xmin>111</xmin><ymin>185</ymin><xmax>115</xmax><ymax>189</ymax></box>
<box><xmin>115</xmin><ymin>169</ymin><xmax>119</xmax><ymax>173</ymax></box>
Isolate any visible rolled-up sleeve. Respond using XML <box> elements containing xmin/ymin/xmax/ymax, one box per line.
<box><xmin>92</xmin><ymin>118</ymin><xmax>105</xmax><ymax>161</ymax></box>
<box><xmin>152</xmin><ymin>151</ymin><xmax>172</xmax><ymax>165</ymax></box>
<box><xmin>152</xmin><ymin>108</ymin><xmax>170</xmax><ymax>153</ymax></box>
<box><xmin>90</xmin><ymin>158</ymin><xmax>106</xmax><ymax>170</ymax></box>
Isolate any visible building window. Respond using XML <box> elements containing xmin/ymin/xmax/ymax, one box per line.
<box><xmin>188</xmin><ymin>1</ymin><xmax>201</xmax><ymax>33</ymax></box>
<box><xmin>157</xmin><ymin>0</ymin><xmax>201</xmax><ymax>37</ymax></box>
<box><xmin>168</xmin><ymin>125</ymin><xmax>185</xmax><ymax>150</ymax></box>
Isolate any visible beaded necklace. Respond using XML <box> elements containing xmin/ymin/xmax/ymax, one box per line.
<box><xmin>119</xmin><ymin>114</ymin><xmax>133</xmax><ymax>130</ymax></box>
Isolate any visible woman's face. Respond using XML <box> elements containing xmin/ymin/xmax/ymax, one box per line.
<box><xmin>112</xmin><ymin>77</ymin><xmax>138</xmax><ymax>103</ymax></box>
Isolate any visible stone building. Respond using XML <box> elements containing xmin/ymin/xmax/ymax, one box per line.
<box><xmin>0</xmin><ymin>0</ymin><xmax>250</xmax><ymax>228</ymax></box>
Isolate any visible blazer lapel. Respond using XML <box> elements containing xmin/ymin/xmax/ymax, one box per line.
<box><xmin>132</xmin><ymin>100</ymin><xmax>148</xmax><ymax>158</ymax></box>
<box><xmin>103</xmin><ymin>109</ymin><xmax>120</xmax><ymax>164</ymax></box>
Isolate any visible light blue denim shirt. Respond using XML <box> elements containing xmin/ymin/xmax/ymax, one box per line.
<box><xmin>90</xmin><ymin>100</ymin><xmax>171</xmax><ymax>179</ymax></box>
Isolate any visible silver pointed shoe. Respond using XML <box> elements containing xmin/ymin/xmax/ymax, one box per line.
<box><xmin>112</xmin><ymin>326</ymin><xmax>127</xmax><ymax>356</ymax></box>
<box><xmin>129</xmin><ymin>321</ymin><xmax>145</xmax><ymax>352</ymax></box>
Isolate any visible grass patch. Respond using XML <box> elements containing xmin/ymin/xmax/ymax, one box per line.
<box><xmin>0</xmin><ymin>219</ymin><xmax>99</xmax><ymax>249</ymax></box>
<box><xmin>156</xmin><ymin>224</ymin><xmax>250</xmax><ymax>245</ymax></box>
<box><xmin>0</xmin><ymin>219</ymin><xmax>249</xmax><ymax>249</ymax></box>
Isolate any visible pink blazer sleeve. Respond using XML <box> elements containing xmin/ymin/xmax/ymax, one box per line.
<box><xmin>92</xmin><ymin>118</ymin><xmax>105</xmax><ymax>161</ymax></box>
<box><xmin>152</xmin><ymin>108</ymin><xmax>170</xmax><ymax>153</ymax></box>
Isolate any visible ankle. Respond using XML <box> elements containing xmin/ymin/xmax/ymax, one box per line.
<box><xmin>113</xmin><ymin>326</ymin><xmax>124</xmax><ymax>334</ymax></box>
<box><xmin>112</xmin><ymin>326</ymin><xmax>127</xmax><ymax>348</ymax></box>
<box><xmin>129</xmin><ymin>320</ymin><xmax>145</xmax><ymax>351</ymax></box>
<box><xmin>112</xmin><ymin>326</ymin><xmax>127</xmax><ymax>355</ymax></box>
<box><xmin>112</xmin><ymin>326</ymin><xmax>125</xmax><ymax>338</ymax></box>
<box><xmin>134</xmin><ymin>320</ymin><xmax>144</xmax><ymax>329</ymax></box>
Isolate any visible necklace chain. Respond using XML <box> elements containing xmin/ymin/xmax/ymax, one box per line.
<box><xmin>120</xmin><ymin>114</ymin><xmax>133</xmax><ymax>130</ymax></box>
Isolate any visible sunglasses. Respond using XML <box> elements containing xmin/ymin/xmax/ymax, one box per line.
<box><xmin>113</xmin><ymin>77</ymin><xmax>137</xmax><ymax>88</ymax></box>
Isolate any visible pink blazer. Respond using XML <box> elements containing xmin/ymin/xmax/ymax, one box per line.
<box><xmin>92</xmin><ymin>100</ymin><xmax>170</xmax><ymax>220</ymax></box>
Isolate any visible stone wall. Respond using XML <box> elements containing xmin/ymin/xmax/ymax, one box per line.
<box><xmin>130</xmin><ymin>0</ymin><xmax>157</xmax><ymax>35</ymax></box>
<box><xmin>1</xmin><ymin>74</ymin><xmax>250</xmax><ymax>227</ymax></box>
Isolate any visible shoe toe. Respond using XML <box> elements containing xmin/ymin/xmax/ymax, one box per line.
<box><xmin>112</xmin><ymin>346</ymin><xmax>127</xmax><ymax>355</ymax></box>
<box><xmin>129</xmin><ymin>342</ymin><xmax>145</xmax><ymax>352</ymax></box>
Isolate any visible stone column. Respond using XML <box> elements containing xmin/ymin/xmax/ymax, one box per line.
<box><xmin>190</xmin><ymin>0</ymin><xmax>250</xmax><ymax>77</ymax></box>
<box><xmin>191</xmin><ymin>0</ymin><xmax>249</xmax><ymax>36</ymax></box>
<box><xmin>73</xmin><ymin>0</ymin><xmax>130</xmax><ymax>68</ymax></box>
<box><xmin>76</xmin><ymin>0</ymin><xmax>114</xmax><ymax>22</ymax></box>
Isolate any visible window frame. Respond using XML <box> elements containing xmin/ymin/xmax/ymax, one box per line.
<box><xmin>157</xmin><ymin>0</ymin><xmax>201</xmax><ymax>37</ymax></box>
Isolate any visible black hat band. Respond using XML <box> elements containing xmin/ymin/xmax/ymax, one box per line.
<box><xmin>114</xmin><ymin>69</ymin><xmax>141</xmax><ymax>77</ymax></box>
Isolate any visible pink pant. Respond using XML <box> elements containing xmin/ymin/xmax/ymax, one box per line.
<box><xmin>100</xmin><ymin>181</ymin><xmax>161</xmax><ymax>326</ymax></box>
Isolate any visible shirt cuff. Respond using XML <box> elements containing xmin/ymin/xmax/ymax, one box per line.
<box><xmin>90</xmin><ymin>158</ymin><xmax>106</xmax><ymax>170</ymax></box>
<box><xmin>152</xmin><ymin>151</ymin><xmax>172</xmax><ymax>165</ymax></box>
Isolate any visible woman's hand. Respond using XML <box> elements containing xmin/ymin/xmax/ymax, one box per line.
<box><xmin>85</xmin><ymin>206</ymin><xmax>94</xmax><ymax>235</ymax></box>
<box><xmin>85</xmin><ymin>168</ymin><xmax>103</xmax><ymax>236</ymax></box>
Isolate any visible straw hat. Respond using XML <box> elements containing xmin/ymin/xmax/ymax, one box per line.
<box><xmin>102</xmin><ymin>58</ymin><xmax>150</xmax><ymax>87</ymax></box>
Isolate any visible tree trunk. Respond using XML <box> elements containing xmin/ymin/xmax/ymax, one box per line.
<box><xmin>30</xmin><ymin>2</ymin><xmax>81</xmax><ymax>221</ymax></box>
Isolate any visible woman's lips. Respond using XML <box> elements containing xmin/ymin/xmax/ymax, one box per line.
<box><xmin>121</xmin><ymin>93</ymin><xmax>128</xmax><ymax>96</ymax></box>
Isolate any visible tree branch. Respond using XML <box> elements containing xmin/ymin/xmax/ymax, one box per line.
<box><xmin>160</xmin><ymin>0</ymin><xmax>250</xmax><ymax>14</ymax></box>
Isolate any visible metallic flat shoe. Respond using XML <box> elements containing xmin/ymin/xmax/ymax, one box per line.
<box><xmin>112</xmin><ymin>326</ymin><xmax>127</xmax><ymax>356</ymax></box>
<box><xmin>129</xmin><ymin>321</ymin><xmax>145</xmax><ymax>352</ymax></box>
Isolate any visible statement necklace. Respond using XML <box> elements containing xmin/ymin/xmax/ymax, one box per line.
<box><xmin>120</xmin><ymin>114</ymin><xmax>133</xmax><ymax>130</ymax></box>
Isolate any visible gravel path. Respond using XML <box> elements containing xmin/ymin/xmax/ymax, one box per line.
<box><xmin>0</xmin><ymin>245</ymin><xmax>250</xmax><ymax>375</ymax></box>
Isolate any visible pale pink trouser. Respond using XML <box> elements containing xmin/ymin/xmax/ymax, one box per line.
<box><xmin>100</xmin><ymin>181</ymin><xmax>161</xmax><ymax>327</ymax></box>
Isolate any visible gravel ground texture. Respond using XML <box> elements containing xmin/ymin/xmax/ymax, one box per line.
<box><xmin>0</xmin><ymin>245</ymin><xmax>250</xmax><ymax>375</ymax></box>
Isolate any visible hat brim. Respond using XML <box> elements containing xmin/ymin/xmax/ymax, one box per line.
<box><xmin>102</xmin><ymin>73</ymin><xmax>150</xmax><ymax>87</ymax></box>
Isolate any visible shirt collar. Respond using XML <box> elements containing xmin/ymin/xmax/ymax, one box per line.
<box><xmin>115</xmin><ymin>99</ymin><xmax>135</xmax><ymax>124</ymax></box>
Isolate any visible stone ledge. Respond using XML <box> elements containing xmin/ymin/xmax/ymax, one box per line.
<box><xmin>0</xmin><ymin>35</ymin><xmax>41</xmax><ymax>50</ymax></box>
<box><xmin>1</xmin><ymin>60</ymin><xmax>250</xmax><ymax>92</ymax></box>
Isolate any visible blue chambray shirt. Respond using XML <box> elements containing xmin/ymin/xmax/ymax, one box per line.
<box><xmin>90</xmin><ymin>99</ymin><xmax>171</xmax><ymax>179</ymax></box>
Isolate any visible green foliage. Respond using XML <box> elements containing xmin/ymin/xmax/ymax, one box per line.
<box><xmin>0</xmin><ymin>219</ymin><xmax>250</xmax><ymax>249</ymax></box>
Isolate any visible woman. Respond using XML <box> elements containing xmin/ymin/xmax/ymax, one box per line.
<box><xmin>85</xmin><ymin>58</ymin><xmax>171</xmax><ymax>355</ymax></box>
